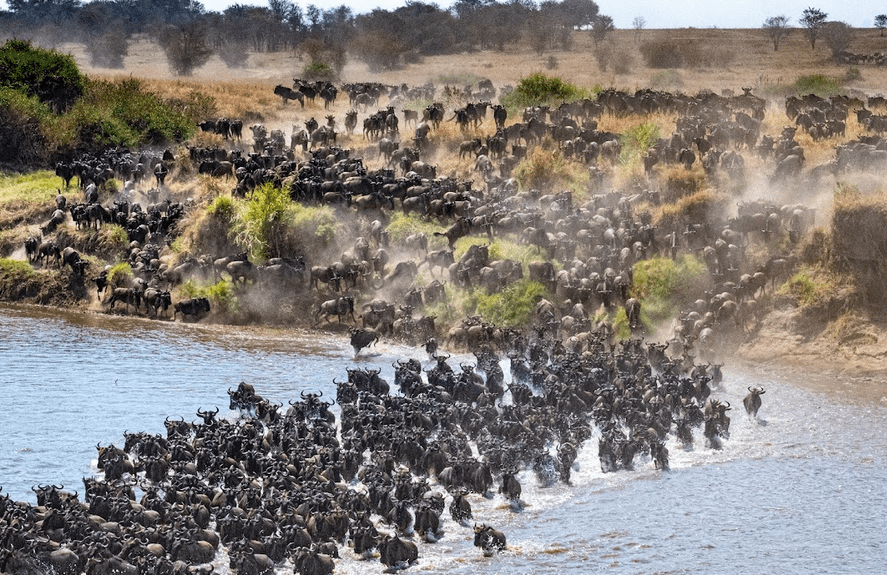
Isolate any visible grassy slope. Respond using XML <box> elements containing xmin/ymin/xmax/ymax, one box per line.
<box><xmin>4</xmin><ymin>28</ymin><xmax>887</xmax><ymax>371</ymax></box>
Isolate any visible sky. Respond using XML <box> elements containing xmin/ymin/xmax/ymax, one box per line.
<box><xmin>0</xmin><ymin>0</ymin><xmax>875</xmax><ymax>28</ymax></box>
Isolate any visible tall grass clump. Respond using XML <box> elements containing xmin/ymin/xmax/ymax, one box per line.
<box><xmin>232</xmin><ymin>183</ymin><xmax>291</xmax><ymax>260</ymax></box>
<box><xmin>386</xmin><ymin>213</ymin><xmax>442</xmax><ymax>244</ymax></box>
<box><xmin>619</xmin><ymin>122</ymin><xmax>660</xmax><ymax>175</ymax></box>
<box><xmin>106</xmin><ymin>262</ymin><xmax>133</xmax><ymax>289</ymax></box>
<box><xmin>631</xmin><ymin>255</ymin><xmax>710</xmax><ymax>328</ymax></box>
<box><xmin>500</xmin><ymin>73</ymin><xmax>593</xmax><ymax>115</ymax></box>
<box><xmin>181</xmin><ymin>279</ymin><xmax>237</xmax><ymax>314</ymax></box>
<box><xmin>465</xmin><ymin>280</ymin><xmax>551</xmax><ymax>327</ymax></box>
<box><xmin>513</xmin><ymin>146</ymin><xmax>590</xmax><ymax>196</ymax></box>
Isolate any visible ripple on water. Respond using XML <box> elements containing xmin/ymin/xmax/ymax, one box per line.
<box><xmin>2</xmin><ymin>305</ymin><xmax>887</xmax><ymax>574</ymax></box>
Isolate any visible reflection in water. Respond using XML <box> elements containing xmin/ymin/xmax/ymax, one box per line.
<box><xmin>2</xmin><ymin>304</ymin><xmax>886</xmax><ymax>573</ymax></box>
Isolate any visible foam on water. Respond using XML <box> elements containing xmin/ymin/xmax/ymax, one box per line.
<box><xmin>2</xmin><ymin>304</ymin><xmax>886</xmax><ymax>573</ymax></box>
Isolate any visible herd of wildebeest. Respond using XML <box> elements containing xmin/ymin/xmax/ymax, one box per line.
<box><xmin>6</xmin><ymin>75</ymin><xmax>880</xmax><ymax>574</ymax></box>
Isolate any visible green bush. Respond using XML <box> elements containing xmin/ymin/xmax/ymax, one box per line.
<box><xmin>0</xmin><ymin>39</ymin><xmax>85</xmax><ymax>112</ymax></box>
<box><xmin>619</xmin><ymin>122</ymin><xmax>661</xmax><ymax>172</ymax></box>
<box><xmin>386</xmin><ymin>213</ymin><xmax>442</xmax><ymax>244</ymax></box>
<box><xmin>0</xmin><ymin>88</ymin><xmax>53</xmax><ymax>167</ymax></box>
<box><xmin>500</xmin><ymin>73</ymin><xmax>593</xmax><ymax>112</ymax></box>
<box><xmin>54</xmin><ymin>77</ymin><xmax>196</xmax><ymax>151</ymax></box>
<box><xmin>787</xmin><ymin>74</ymin><xmax>846</xmax><ymax>98</ymax></box>
<box><xmin>207</xmin><ymin>195</ymin><xmax>236</xmax><ymax>221</ymax></box>
<box><xmin>232</xmin><ymin>183</ymin><xmax>291</xmax><ymax>260</ymax></box>
<box><xmin>181</xmin><ymin>279</ymin><xmax>237</xmax><ymax>314</ymax></box>
<box><xmin>302</xmin><ymin>61</ymin><xmax>337</xmax><ymax>82</ymax></box>
<box><xmin>631</xmin><ymin>255</ymin><xmax>710</xmax><ymax>328</ymax></box>
<box><xmin>465</xmin><ymin>279</ymin><xmax>552</xmax><ymax>327</ymax></box>
<box><xmin>106</xmin><ymin>262</ymin><xmax>133</xmax><ymax>288</ymax></box>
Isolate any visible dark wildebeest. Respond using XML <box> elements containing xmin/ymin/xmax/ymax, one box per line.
<box><xmin>743</xmin><ymin>386</ymin><xmax>765</xmax><ymax>417</ymax></box>
<box><xmin>274</xmin><ymin>85</ymin><xmax>305</xmax><ymax>106</ymax></box>
<box><xmin>474</xmin><ymin>524</ymin><xmax>507</xmax><ymax>555</ymax></box>
<box><xmin>349</xmin><ymin>327</ymin><xmax>379</xmax><ymax>357</ymax></box>
<box><xmin>434</xmin><ymin>217</ymin><xmax>472</xmax><ymax>249</ymax></box>
<box><xmin>173</xmin><ymin>297</ymin><xmax>211</xmax><ymax>321</ymax></box>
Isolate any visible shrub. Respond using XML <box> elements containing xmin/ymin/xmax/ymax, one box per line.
<box><xmin>232</xmin><ymin>183</ymin><xmax>291</xmax><ymax>260</ymax></box>
<box><xmin>386</xmin><ymin>213</ymin><xmax>441</xmax><ymax>244</ymax></box>
<box><xmin>302</xmin><ymin>61</ymin><xmax>337</xmax><ymax>82</ymax></box>
<box><xmin>181</xmin><ymin>279</ymin><xmax>237</xmax><ymax>314</ymax></box>
<box><xmin>106</xmin><ymin>262</ymin><xmax>133</xmax><ymax>288</ymax></box>
<box><xmin>640</xmin><ymin>39</ymin><xmax>733</xmax><ymax>69</ymax></box>
<box><xmin>207</xmin><ymin>195</ymin><xmax>236</xmax><ymax>221</ymax></box>
<box><xmin>465</xmin><ymin>280</ymin><xmax>552</xmax><ymax>327</ymax></box>
<box><xmin>96</xmin><ymin>224</ymin><xmax>129</xmax><ymax>256</ymax></box>
<box><xmin>500</xmin><ymin>73</ymin><xmax>593</xmax><ymax>111</ymax></box>
<box><xmin>54</xmin><ymin>77</ymin><xmax>196</xmax><ymax>152</ymax></box>
<box><xmin>763</xmin><ymin>74</ymin><xmax>848</xmax><ymax>99</ymax></box>
<box><xmin>0</xmin><ymin>39</ymin><xmax>85</xmax><ymax>112</ymax></box>
<box><xmin>0</xmin><ymin>88</ymin><xmax>52</xmax><ymax>167</ymax></box>
<box><xmin>631</xmin><ymin>255</ymin><xmax>710</xmax><ymax>328</ymax></box>
<box><xmin>159</xmin><ymin>21</ymin><xmax>213</xmax><ymax>76</ymax></box>
<box><xmin>513</xmin><ymin>146</ymin><xmax>590</xmax><ymax>197</ymax></box>
<box><xmin>619</xmin><ymin>122</ymin><xmax>661</xmax><ymax>173</ymax></box>
<box><xmin>84</xmin><ymin>30</ymin><xmax>129</xmax><ymax>69</ymax></box>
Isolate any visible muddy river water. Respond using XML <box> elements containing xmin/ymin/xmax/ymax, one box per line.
<box><xmin>2</xmin><ymin>304</ymin><xmax>885</xmax><ymax>573</ymax></box>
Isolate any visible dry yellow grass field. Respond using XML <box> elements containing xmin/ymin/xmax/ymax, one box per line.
<box><xmin>54</xmin><ymin>28</ymin><xmax>887</xmax><ymax>203</ymax></box>
<box><xmin>63</xmin><ymin>28</ymin><xmax>887</xmax><ymax>96</ymax></box>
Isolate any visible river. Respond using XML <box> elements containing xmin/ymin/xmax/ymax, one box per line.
<box><xmin>2</xmin><ymin>303</ymin><xmax>886</xmax><ymax>573</ymax></box>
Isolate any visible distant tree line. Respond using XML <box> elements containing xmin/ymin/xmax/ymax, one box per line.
<box><xmin>0</xmin><ymin>0</ymin><xmax>611</xmax><ymax>75</ymax></box>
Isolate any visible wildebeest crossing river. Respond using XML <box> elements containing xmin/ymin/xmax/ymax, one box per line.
<box><xmin>1</xmin><ymin>303</ymin><xmax>885</xmax><ymax>573</ymax></box>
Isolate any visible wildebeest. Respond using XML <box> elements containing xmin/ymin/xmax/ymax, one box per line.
<box><xmin>107</xmin><ymin>287</ymin><xmax>142</xmax><ymax>313</ymax></box>
<box><xmin>434</xmin><ymin>217</ymin><xmax>472</xmax><ymax>249</ymax></box>
<box><xmin>743</xmin><ymin>386</ymin><xmax>765</xmax><ymax>417</ymax></box>
<box><xmin>143</xmin><ymin>288</ymin><xmax>172</xmax><ymax>318</ymax></box>
<box><xmin>349</xmin><ymin>327</ymin><xmax>378</xmax><ymax>356</ymax></box>
<box><xmin>378</xmin><ymin>534</ymin><xmax>418</xmax><ymax>570</ymax></box>
<box><xmin>173</xmin><ymin>297</ymin><xmax>211</xmax><ymax>321</ymax></box>
<box><xmin>474</xmin><ymin>524</ymin><xmax>507</xmax><ymax>555</ymax></box>
<box><xmin>316</xmin><ymin>296</ymin><xmax>355</xmax><ymax>324</ymax></box>
<box><xmin>274</xmin><ymin>85</ymin><xmax>304</xmax><ymax>106</ymax></box>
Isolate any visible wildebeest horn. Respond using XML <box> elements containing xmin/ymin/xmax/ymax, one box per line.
<box><xmin>301</xmin><ymin>390</ymin><xmax>308</xmax><ymax>399</ymax></box>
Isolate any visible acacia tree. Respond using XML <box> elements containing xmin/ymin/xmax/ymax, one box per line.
<box><xmin>824</xmin><ymin>21</ymin><xmax>853</xmax><ymax>60</ymax></box>
<box><xmin>800</xmin><ymin>7</ymin><xmax>827</xmax><ymax>49</ymax></box>
<box><xmin>159</xmin><ymin>20</ymin><xmax>213</xmax><ymax>76</ymax></box>
<box><xmin>763</xmin><ymin>15</ymin><xmax>790</xmax><ymax>51</ymax></box>
<box><xmin>876</xmin><ymin>14</ymin><xmax>887</xmax><ymax>36</ymax></box>
<box><xmin>591</xmin><ymin>14</ymin><xmax>614</xmax><ymax>45</ymax></box>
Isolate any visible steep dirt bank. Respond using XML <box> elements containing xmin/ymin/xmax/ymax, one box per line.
<box><xmin>734</xmin><ymin>302</ymin><xmax>887</xmax><ymax>379</ymax></box>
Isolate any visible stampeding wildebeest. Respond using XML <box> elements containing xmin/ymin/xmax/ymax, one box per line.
<box><xmin>349</xmin><ymin>327</ymin><xmax>379</xmax><ymax>357</ymax></box>
<box><xmin>173</xmin><ymin>297</ymin><xmax>211</xmax><ymax>321</ymax></box>
<box><xmin>274</xmin><ymin>85</ymin><xmax>304</xmax><ymax>107</ymax></box>
<box><xmin>743</xmin><ymin>386</ymin><xmax>765</xmax><ymax>417</ymax></box>
<box><xmin>378</xmin><ymin>534</ymin><xmax>418</xmax><ymax>570</ymax></box>
<box><xmin>474</xmin><ymin>524</ymin><xmax>507</xmax><ymax>555</ymax></box>
<box><xmin>434</xmin><ymin>217</ymin><xmax>472</xmax><ymax>249</ymax></box>
<box><xmin>316</xmin><ymin>296</ymin><xmax>355</xmax><ymax>324</ymax></box>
